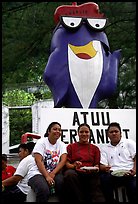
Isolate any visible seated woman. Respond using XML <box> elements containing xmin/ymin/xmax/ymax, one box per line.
<box><xmin>63</xmin><ymin>123</ymin><xmax>105</xmax><ymax>203</ymax></box>
<box><xmin>28</xmin><ymin>122</ymin><xmax>67</xmax><ymax>203</ymax></box>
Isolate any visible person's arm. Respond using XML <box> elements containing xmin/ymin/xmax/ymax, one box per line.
<box><xmin>129</xmin><ymin>155</ymin><xmax>136</xmax><ymax>176</ymax></box>
<box><xmin>125</xmin><ymin>140</ymin><xmax>136</xmax><ymax>176</ymax></box>
<box><xmin>65</xmin><ymin>143</ymin><xmax>83</xmax><ymax>170</ymax></box>
<box><xmin>51</xmin><ymin>153</ymin><xmax>67</xmax><ymax>176</ymax></box>
<box><xmin>99</xmin><ymin>149</ymin><xmax>111</xmax><ymax>172</ymax></box>
<box><xmin>2</xmin><ymin>157</ymin><xmax>29</xmax><ymax>188</ymax></box>
<box><xmin>34</xmin><ymin>153</ymin><xmax>53</xmax><ymax>184</ymax></box>
<box><xmin>99</xmin><ymin>145</ymin><xmax>111</xmax><ymax>172</ymax></box>
<box><xmin>65</xmin><ymin>159</ymin><xmax>83</xmax><ymax>169</ymax></box>
<box><xmin>132</xmin><ymin>155</ymin><xmax>136</xmax><ymax>171</ymax></box>
<box><xmin>34</xmin><ymin>153</ymin><xmax>50</xmax><ymax>178</ymax></box>
<box><xmin>66</xmin><ymin>160</ymin><xmax>73</xmax><ymax>169</ymax></box>
<box><xmin>2</xmin><ymin>175</ymin><xmax>23</xmax><ymax>187</ymax></box>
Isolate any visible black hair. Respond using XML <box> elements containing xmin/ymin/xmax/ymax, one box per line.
<box><xmin>107</xmin><ymin>122</ymin><xmax>121</xmax><ymax>133</ymax></box>
<box><xmin>26</xmin><ymin>142</ymin><xmax>35</xmax><ymax>154</ymax></box>
<box><xmin>44</xmin><ymin>122</ymin><xmax>61</xmax><ymax>137</ymax></box>
<box><xmin>2</xmin><ymin>154</ymin><xmax>7</xmax><ymax>161</ymax></box>
<box><xmin>18</xmin><ymin>143</ymin><xmax>27</xmax><ymax>150</ymax></box>
<box><xmin>18</xmin><ymin>142</ymin><xmax>35</xmax><ymax>154</ymax></box>
<box><xmin>78</xmin><ymin>123</ymin><xmax>91</xmax><ymax>132</ymax></box>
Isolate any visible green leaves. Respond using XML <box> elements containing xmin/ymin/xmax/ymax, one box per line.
<box><xmin>2</xmin><ymin>89</ymin><xmax>36</xmax><ymax>106</ymax></box>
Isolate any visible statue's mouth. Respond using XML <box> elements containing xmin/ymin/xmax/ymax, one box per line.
<box><xmin>68</xmin><ymin>41</ymin><xmax>97</xmax><ymax>60</ymax></box>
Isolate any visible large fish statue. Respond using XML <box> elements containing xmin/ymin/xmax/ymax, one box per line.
<box><xmin>43</xmin><ymin>2</ymin><xmax>121</xmax><ymax>108</ymax></box>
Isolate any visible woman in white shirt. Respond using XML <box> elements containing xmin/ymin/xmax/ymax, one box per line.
<box><xmin>28</xmin><ymin>122</ymin><xmax>67</xmax><ymax>202</ymax></box>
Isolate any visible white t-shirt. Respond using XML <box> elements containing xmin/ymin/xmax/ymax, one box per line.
<box><xmin>99</xmin><ymin>138</ymin><xmax>136</xmax><ymax>171</ymax></box>
<box><xmin>28</xmin><ymin>137</ymin><xmax>67</xmax><ymax>180</ymax></box>
<box><xmin>14</xmin><ymin>154</ymin><xmax>36</xmax><ymax>194</ymax></box>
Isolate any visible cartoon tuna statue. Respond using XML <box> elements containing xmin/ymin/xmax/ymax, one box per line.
<box><xmin>43</xmin><ymin>2</ymin><xmax>121</xmax><ymax>108</ymax></box>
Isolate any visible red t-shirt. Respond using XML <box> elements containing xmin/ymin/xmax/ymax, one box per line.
<box><xmin>2</xmin><ymin>165</ymin><xmax>16</xmax><ymax>181</ymax></box>
<box><xmin>67</xmin><ymin>142</ymin><xmax>100</xmax><ymax>167</ymax></box>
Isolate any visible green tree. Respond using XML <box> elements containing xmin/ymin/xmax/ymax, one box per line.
<box><xmin>2</xmin><ymin>90</ymin><xmax>36</xmax><ymax>146</ymax></box>
<box><xmin>3</xmin><ymin>89</ymin><xmax>36</xmax><ymax>106</ymax></box>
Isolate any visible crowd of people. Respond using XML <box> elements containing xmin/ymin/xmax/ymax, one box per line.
<box><xmin>2</xmin><ymin>122</ymin><xmax>136</xmax><ymax>203</ymax></box>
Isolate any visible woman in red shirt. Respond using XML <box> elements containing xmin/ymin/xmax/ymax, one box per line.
<box><xmin>63</xmin><ymin>123</ymin><xmax>105</xmax><ymax>203</ymax></box>
<box><xmin>2</xmin><ymin>154</ymin><xmax>16</xmax><ymax>181</ymax></box>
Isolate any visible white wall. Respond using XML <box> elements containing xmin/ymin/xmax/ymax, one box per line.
<box><xmin>2</xmin><ymin>105</ymin><xmax>10</xmax><ymax>154</ymax></box>
<box><xmin>32</xmin><ymin>100</ymin><xmax>54</xmax><ymax>136</ymax></box>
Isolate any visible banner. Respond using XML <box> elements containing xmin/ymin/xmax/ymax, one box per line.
<box><xmin>32</xmin><ymin>108</ymin><xmax>136</xmax><ymax>145</ymax></box>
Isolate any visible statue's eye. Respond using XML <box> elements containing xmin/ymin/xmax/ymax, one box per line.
<box><xmin>87</xmin><ymin>18</ymin><xmax>107</xmax><ymax>30</ymax></box>
<box><xmin>61</xmin><ymin>16</ymin><xmax>82</xmax><ymax>29</ymax></box>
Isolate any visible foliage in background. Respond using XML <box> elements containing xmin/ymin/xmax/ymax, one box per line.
<box><xmin>97</xmin><ymin>2</ymin><xmax>136</xmax><ymax>108</ymax></box>
<box><xmin>2</xmin><ymin>89</ymin><xmax>36</xmax><ymax>146</ymax></box>
<box><xmin>3</xmin><ymin>89</ymin><xmax>36</xmax><ymax>106</ymax></box>
<box><xmin>9</xmin><ymin>109</ymin><xmax>32</xmax><ymax>146</ymax></box>
<box><xmin>2</xmin><ymin>2</ymin><xmax>69</xmax><ymax>86</ymax></box>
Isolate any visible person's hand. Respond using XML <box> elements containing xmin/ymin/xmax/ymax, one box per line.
<box><xmin>124</xmin><ymin>169</ymin><xmax>136</xmax><ymax>177</ymax></box>
<box><xmin>46</xmin><ymin>175</ymin><xmax>55</xmax><ymax>186</ymax></box>
<box><xmin>74</xmin><ymin>161</ymin><xmax>82</xmax><ymax>169</ymax></box>
<box><xmin>104</xmin><ymin>165</ymin><xmax>111</xmax><ymax>172</ymax></box>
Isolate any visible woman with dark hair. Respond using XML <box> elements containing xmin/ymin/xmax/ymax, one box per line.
<box><xmin>28</xmin><ymin>122</ymin><xmax>67</xmax><ymax>202</ymax></box>
<box><xmin>2</xmin><ymin>142</ymin><xmax>35</xmax><ymax>202</ymax></box>
<box><xmin>63</xmin><ymin>123</ymin><xmax>105</xmax><ymax>203</ymax></box>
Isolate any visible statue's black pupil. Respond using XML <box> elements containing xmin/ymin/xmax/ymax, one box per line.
<box><xmin>71</xmin><ymin>22</ymin><xmax>74</xmax><ymax>26</ymax></box>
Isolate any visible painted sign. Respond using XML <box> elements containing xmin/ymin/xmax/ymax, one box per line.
<box><xmin>32</xmin><ymin>108</ymin><xmax>136</xmax><ymax>145</ymax></box>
